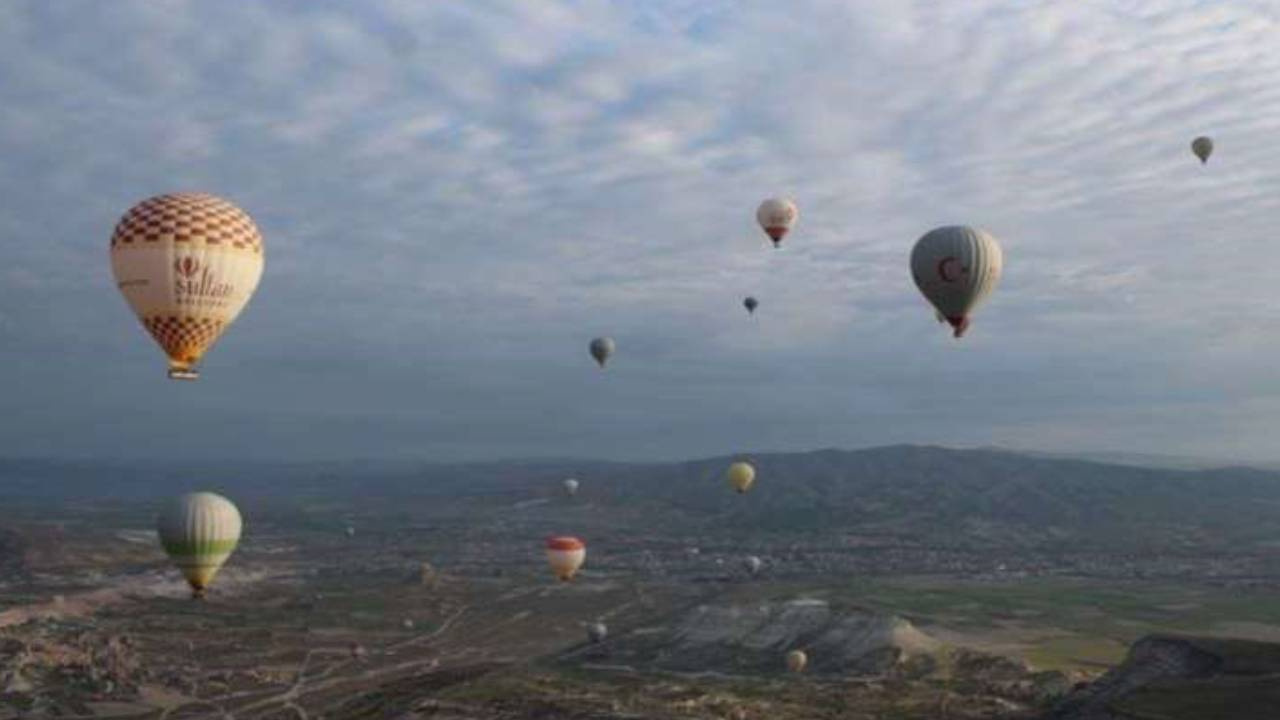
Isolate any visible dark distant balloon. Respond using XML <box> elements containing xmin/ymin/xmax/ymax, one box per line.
<box><xmin>589</xmin><ymin>337</ymin><xmax>615</xmax><ymax>368</ymax></box>
<box><xmin>1191</xmin><ymin>136</ymin><xmax>1213</xmax><ymax>164</ymax></box>
<box><xmin>744</xmin><ymin>297</ymin><xmax>758</xmax><ymax>315</ymax></box>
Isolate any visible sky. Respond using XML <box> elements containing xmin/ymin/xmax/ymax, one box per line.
<box><xmin>2</xmin><ymin>0</ymin><xmax>1280</xmax><ymax>463</ymax></box>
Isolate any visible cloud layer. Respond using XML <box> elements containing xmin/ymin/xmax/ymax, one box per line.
<box><xmin>2</xmin><ymin>0</ymin><xmax>1279</xmax><ymax>462</ymax></box>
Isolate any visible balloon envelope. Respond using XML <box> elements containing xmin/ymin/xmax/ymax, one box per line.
<box><xmin>744</xmin><ymin>555</ymin><xmax>763</xmax><ymax>576</ymax></box>
<box><xmin>546</xmin><ymin>536</ymin><xmax>586</xmax><ymax>581</ymax></box>
<box><xmin>786</xmin><ymin>649</ymin><xmax>808</xmax><ymax>673</ymax></box>
<box><xmin>563</xmin><ymin>478</ymin><xmax>580</xmax><ymax>497</ymax></box>
<box><xmin>157</xmin><ymin>492</ymin><xmax>242</xmax><ymax>598</ymax></box>
<box><xmin>727</xmin><ymin>461</ymin><xmax>756</xmax><ymax>494</ymax></box>
<box><xmin>744</xmin><ymin>297</ymin><xmax>758</xmax><ymax>314</ymax></box>
<box><xmin>110</xmin><ymin>193</ymin><xmax>265</xmax><ymax>380</ymax></box>
<box><xmin>589</xmin><ymin>337</ymin><xmax>615</xmax><ymax>368</ymax></box>
<box><xmin>756</xmin><ymin>198</ymin><xmax>798</xmax><ymax>247</ymax></box>
<box><xmin>587</xmin><ymin>622</ymin><xmax>608</xmax><ymax>644</ymax></box>
<box><xmin>909</xmin><ymin>226</ymin><xmax>1003</xmax><ymax>338</ymax></box>
<box><xmin>1192</xmin><ymin>136</ymin><xmax>1213</xmax><ymax>164</ymax></box>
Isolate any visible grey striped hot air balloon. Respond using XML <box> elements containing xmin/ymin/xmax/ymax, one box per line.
<box><xmin>910</xmin><ymin>226</ymin><xmax>1003</xmax><ymax>338</ymax></box>
<box><xmin>157</xmin><ymin>492</ymin><xmax>242</xmax><ymax>599</ymax></box>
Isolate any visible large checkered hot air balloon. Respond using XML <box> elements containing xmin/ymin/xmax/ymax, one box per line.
<box><xmin>110</xmin><ymin>193</ymin><xmax>265</xmax><ymax>380</ymax></box>
<box><xmin>157</xmin><ymin>492</ymin><xmax>242</xmax><ymax>599</ymax></box>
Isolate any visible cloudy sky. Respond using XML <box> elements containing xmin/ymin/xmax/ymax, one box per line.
<box><xmin>2</xmin><ymin>1</ymin><xmax>1279</xmax><ymax>463</ymax></box>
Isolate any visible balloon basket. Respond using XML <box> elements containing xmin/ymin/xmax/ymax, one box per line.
<box><xmin>168</xmin><ymin>368</ymin><xmax>199</xmax><ymax>381</ymax></box>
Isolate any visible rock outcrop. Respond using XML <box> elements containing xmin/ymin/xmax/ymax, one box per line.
<box><xmin>1046</xmin><ymin>634</ymin><xmax>1280</xmax><ymax>720</ymax></box>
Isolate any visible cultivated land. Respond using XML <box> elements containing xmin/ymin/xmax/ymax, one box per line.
<box><xmin>0</xmin><ymin>446</ymin><xmax>1278</xmax><ymax>718</ymax></box>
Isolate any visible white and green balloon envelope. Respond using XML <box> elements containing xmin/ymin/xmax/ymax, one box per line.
<box><xmin>157</xmin><ymin>492</ymin><xmax>242</xmax><ymax>598</ymax></box>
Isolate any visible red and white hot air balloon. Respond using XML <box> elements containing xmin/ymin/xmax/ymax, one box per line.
<box><xmin>545</xmin><ymin>536</ymin><xmax>586</xmax><ymax>581</ymax></box>
<box><xmin>109</xmin><ymin>193</ymin><xmax>265</xmax><ymax>380</ymax></box>
<box><xmin>756</xmin><ymin>198</ymin><xmax>798</xmax><ymax>248</ymax></box>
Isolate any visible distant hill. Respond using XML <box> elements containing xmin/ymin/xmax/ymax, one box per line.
<box><xmin>4</xmin><ymin>445</ymin><xmax>1280</xmax><ymax>551</ymax></box>
<box><xmin>563</xmin><ymin>595</ymin><xmax>941</xmax><ymax>676</ymax></box>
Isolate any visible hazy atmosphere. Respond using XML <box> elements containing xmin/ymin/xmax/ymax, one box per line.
<box><xmin>3</xmin><ymin>0</ymin><xmax>1280</xmax><ymax>462</ymax></box>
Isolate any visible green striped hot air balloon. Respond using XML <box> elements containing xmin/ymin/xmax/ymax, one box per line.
<box><xmin>157</xmin><ymin>492</ymin><xmax>242</xmax><ymax>599</ymax></box>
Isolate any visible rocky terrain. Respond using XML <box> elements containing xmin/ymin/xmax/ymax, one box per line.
<box><xmin>0</xmin><ymin>446</ymin><xmax>1277</xmax><ymax>716</ymax></box>
<box><xmin>1047</xmin><ymin>634</ymin><xmax>1280</xmax><ymax>720</ymax></box>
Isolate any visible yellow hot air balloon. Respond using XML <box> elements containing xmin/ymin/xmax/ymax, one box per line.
<box><xmin>786</xmin><ymin>649</ymin><xmax>808</xmax><ymax>673</ymax></box>
<box><xmin>157</xmin><ymin>492</ymin><xmax>243</xmax><ymax>599</ymax></box>
<box><xmin>546</xmin><ymin>536</ymin><xmax>586</xmax><ymax>581</ymax></box>
<box><xmin>727</xmin><ymin>461</ymin><xmax>756</xmax><ymax>494</ymax></box>
<box><xmin>110</xmin><ymin>193</ymin><xmax>265</xmax><ymax>380</ymax></box>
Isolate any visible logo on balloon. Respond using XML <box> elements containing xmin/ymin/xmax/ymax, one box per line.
<box><xmin>175</xmin><ymin>257</ymin><xmax>200</xmax><ymax>278</ymax></box>
<box><xmin>173</xmin><ymin>257</ymin><xmax>233</xmax><ymax>305</ymax></box>
<box><xmin>936</xmin><ymin>257</ymin><xmax>967</xmax><ymax>283</ymax></box>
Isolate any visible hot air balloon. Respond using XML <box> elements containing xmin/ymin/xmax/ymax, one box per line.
<box><xmin>744</xmin><ymin>555</ymin><xmax>763</xmax><ymax>577</ymax></box>
<box><xmin>349</xmin><ymin>642</ymin><xmax>367</xmax><ymax>660</ymax></box>
<box><xmin>743</xmin><ymin>297</ymin><xmax>758</xmax><ymax>315</ymax></box>
<box><xmin>589</xmin><ymin>337</ymin><xmax>615</xmax><ymax>368</ymax></box>
<box><xmin>157</xmin><ymin>492</ymin><xmax>242</xmax><ymax>599</ymax></box>
<box><xmin>563</xmin><ymin>478</ymin><xmax>580</xmax><ymax>497</ymax></box>
<box><xmin>756</xmin><ymin>198</ymin><xmax>798</xmax><ymax>248</ymax></box>
<box><xmin>727</xmin><ymin>461</ymin><xmax>756</xmax><ymax>494</ymax></box>
<box><xmin>110</xmin><ymin>193</ymin><xmax>265</xmax><ymax>380</ymax></box>
<box><xmin>1191</xmin><ymin>136</ymin><xmax>1213</xmax><ymax>164</ymax></box>
<box><xmin>345</xmin><ymin>525</ymin><xmax>356</xmax><ymax>538</ymax></box>
<box><xmin>546</xmin><ymin>536</ymin><xmax>586</xmax><ymax>581</ymax></box>
<box><xmin>786</xmin><ymin>649</ymin><xmax>808</xmax><ymax>673</ymax></box>
<box><xmin>587</xmin><ymin>621</ymin><xmax>608</xmax><ymax>644</ymax></box>
<box><xmin>402</xmin><ymin>618</ymin><xmax>415</xmax><ymax>630</ymax></box>
<box><xmin>910</xmin><ymin>226</ymin><xmax>1003</xmax><ymax>338</ymax></box>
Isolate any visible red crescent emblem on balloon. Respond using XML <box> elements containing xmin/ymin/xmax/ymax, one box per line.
<box><xmin>937</xmin><ymin>256</ymin><xmax>962</xmax><ymax>282</ymax></box>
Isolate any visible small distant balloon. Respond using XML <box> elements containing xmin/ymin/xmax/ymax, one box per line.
<box><xmin>744</xmin><ymin>555</ymin><xmax>763</xmax><ymax>576</ymax></box>
<box><xmin>910</xmin><ymin>226</ymin><xmax>1003</xmax><ymax>339</ymax></box>
<box><xmin>743</xmin><ymin>297</ymin><xmax>758</xmax><ymax>315</ymax></box>
<box><xmin>727</xmin><ymin>461</ymin><xmax>756</xmax><ymax>494</ymax></box>
<box><xmin>587</xmin><ymin>621</ymin><xmax>608</xmax><ymax>644</ymax></box>
<box><xmin>786</xmin><ymin>649</ymin><xmax>808</xmax><ymax>673</ymax></box>
<box><xmin>402</xmin><ymin>618</ymin><xmax>415</xmax><ymax>630</ymax></box>
<box><xmin>157</xmin><ymin>492</ymin><xmax>242</xmax><ymax>600</ymax></box>
<box><xmin>345</xmin><ymin>525</ymin><xmax>355</xmax><ymax>538</ymax></box>
<box><xmin>546</xmin><ymin>536</ymin><xmax>586</xmax><ymax>581</ymax></box>
<box><xmin>1191</xmin><ymin>136</ymin><xmax>1213</xmax><ymax>164</ymax></box>
<box><xmin>756</xmin><ymin>198</ymin><xmax>798</xmax><ymax>248</ymax></box>
<box><xmin>563</xmin><ymin>478</ymin><xmax>580</xmax><ymax>497</ymax></box>
<box><xmin>349</xmin><ymin>642</ymin><xmax>366</xmax><ymax>660</ymax></box>
<box><xmin>589</xmin><ymin>337</ymin><xmax>615</xmax><ymax>368</ymax></box>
